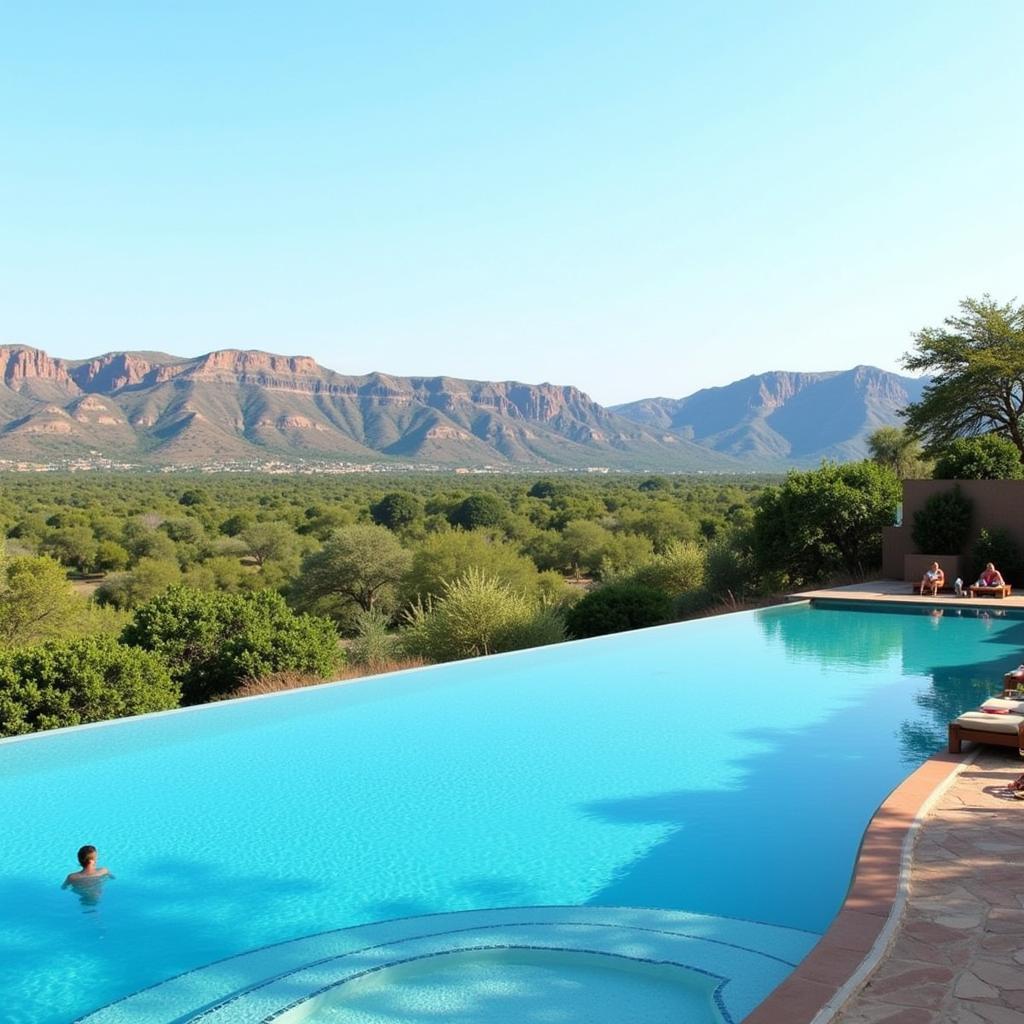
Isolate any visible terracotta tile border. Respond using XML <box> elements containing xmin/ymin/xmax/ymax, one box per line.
<box><xmin>743</xmin><ymin>752</ymin><xmax>970</xmax><ymax>1024</ymax></box>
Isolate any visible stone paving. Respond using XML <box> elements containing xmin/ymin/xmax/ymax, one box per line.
<box><xmin>834</xmin><ymin>749</ymin><xmax>1024</xmax><ymax>1024</ymax></box>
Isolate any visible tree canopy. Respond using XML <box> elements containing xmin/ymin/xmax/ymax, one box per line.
<box><xmin>902</xmin><ymin>295</ymin><xmax>1024</xmax><ymax>462</ymax></box>
<box><xmin>933</xmin><ymin>435</ymin><xmax>1024</xmax><ymax>480</ymax></box>
<box><xmin>866</xmin><ymin>426</ymin><xmax>929</xmax><ymax>479</ymax></box>
<box><xmin>0</xmin><ymin>554</ymin><xmax>83</xmax><ymax>648</ymax></box>
<box><xmin>751</xmin><ymin>461</ymin><xmax>900</xmax><ymax>586</ymax></box>
<box><xmin>291</xmin><ymin>524</ymin><xmax>412</xmax><ymax>619</ymax></box>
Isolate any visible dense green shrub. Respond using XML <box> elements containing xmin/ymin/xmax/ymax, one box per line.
<box><xmin>95</xmin><ymin>557</ymin><xmax>183</xmax><ymax>609</ymax></box>
<box><xmin>370</xmin><ymin>492</ymin><xmax>423</xmax><ymax>531</ymax></box>
<box><xmin>122</xmin><ymin>587</ymin><xmax>341</xmax><ymax>704</ymax></box>
<box><xmin>564</xmin><ymin>582</ymin><xmax>673</xmax><ymax>639</ymax></box>
<box><xmin>703</xmin><ymin>536</ymin><xmax>752</xmax><ymax>601</ymax></box>
<box><xmin>969</xmin><ymin>528</ymin><xmax>1024</xmax><ymax>587</ymax></box>
<box><xmin>933</xmin><ymin>435</ymin><xmax>1024</xmax><ymax>480</ymax></box>
<box><xmin>0</xmin><ymin>636</ymin><xmax>178</xmax><ymax>737</ymax></box>
<box><xmin>751</xmin><ymin>461</ymin><xmax>900</xmax><ymax>586</ymax></box>
<box><xmin>401</xmin><ymin>570</ymin><xmax>565</xmax><ymax>662</ymax></box>
<box><xmin>448</xmin><ymin>494</ymin><xmax>506</xmax><ymax>530</ymax></box>
<box><xmin>630</xmin><ymin>539</ymin><xmax>705</xmax><ymax>595</ymax></box>
<box><xmin>911</xmin><ymin>487</ymin><xmax>973</xmax><ymax>554</ymax></box>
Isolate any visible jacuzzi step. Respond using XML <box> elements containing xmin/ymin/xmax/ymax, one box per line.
<box><xmin>76</xmin><ymin>906</ymin><xmax>819</xmax><ymax>1024</ymax></box>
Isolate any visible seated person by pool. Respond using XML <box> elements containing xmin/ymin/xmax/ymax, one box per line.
<box><xmin>969</xmin><ymin>563</ymin><xmax>1012</xmax><ymax>597</ymax></box>
<box><xmin>919</xmin><ymin>562</ymin><xmax>944</xmax><ymax>595</ymax></box>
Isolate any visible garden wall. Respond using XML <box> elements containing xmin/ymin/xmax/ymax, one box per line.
<box><xmin>882</xmin><ymin>479</ymin><xmax>1024</xmax><ymax>580</ymax></box>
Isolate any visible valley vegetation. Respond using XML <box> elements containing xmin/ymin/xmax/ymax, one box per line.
<box><xmin>1</xmin><ymin>470</ymin><xmax>787</xmax><ymax>736</ymax></box>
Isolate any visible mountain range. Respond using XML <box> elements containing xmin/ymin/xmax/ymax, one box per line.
<box><xmin>0</xmin><ymin>346</ymin><xmax>925</xmax><ymax>471</ymax></box>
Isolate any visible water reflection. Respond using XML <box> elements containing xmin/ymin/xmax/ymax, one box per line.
<box><xmin>757</xmin><ymin>605</ymin><xmax>904</xmax><ymax>669</ymax></box>
<box><xmin>759</xmin><ymin>603</ymin><xmax>1024</xmax><ymax>763</ymax></box>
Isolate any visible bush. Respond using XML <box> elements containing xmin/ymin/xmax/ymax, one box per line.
<box><xmin>347</xmin><ymin>608</ymin><xmax>402</xmax><ymax>668</ymax></box>
<box><xmin>970</xmin><ymin>528</ymin><xmax>1024</xmax><ymax>587</ymax></box>
<box><xmin>122</xmin><ymin>587</ymin><xmax>341</xmax><ymax>704</ymax></box>
<box><xmin>95</xmin><ymin>557</ymin><xmax>182</xmax><ymax>609</ymax></box>
<box><xmin>911</xmin><ymin>487</ymin><xmax>973</xmax><ymax>554</ymax></box>
<box><xmin>401</xmin><ymin>569</ymin><xmax>565</xmax><ymax>662</ymax></box>
<box><xmin>934</xmin><ymin>436</ymin><xmax>1024</xmax><ymax>480</ymax></box>
<box><xmin>0</xmin><ymin>555</ymin><xmax>82</xmax><ymax>648</ymax></box>
<box><xmin>751</xmin><ymin>461</ymin><xmax>900</xmax><ymax>586</ymax></box>
<box><xmin>0</xmin><ymin>636</ymin><xmax>178</xmax><ymax>737</ymax></box>
<box><xmin>564</xmin><ymin>582</ymin><xmax>673</xmax><ymax>639</ymax></box>
<box><xmin>370</xmin><ymin>492</ymin><xmax>423</xmax><ymax>531</ymax></box>
<box><xmin>702</xmin><ymin>535</ymin><xmax>749</xmax><ymax>597</ymax></box>
<box><xmin>448</xmin><ymin>494</ymin><xmax>506</xmax><ymax>530</ymax></box>
<box><xmin>630</xmin><ymin>539</ymin><xmax>705</xmax><ymax>595</ymax></box>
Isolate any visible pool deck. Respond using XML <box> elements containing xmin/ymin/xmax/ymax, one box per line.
<box><xmin>748</xmin><ymin>748</ymin><xmax>1024</xmax><ymax>1024</ymax></box>
<box><xmin>833</xmin><ymin>749</ymin><xmax>1024</xmax><ymax>1024</ymax></box>
<box><xmin>790</xmin><ymin>579</ymin><xmax>1024</xmax><ymax>611</ymax></box>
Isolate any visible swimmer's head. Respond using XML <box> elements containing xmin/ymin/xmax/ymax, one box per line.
<box><xmin>77</xmin><ymin>845</ymin><xmax>97</xmax><ymax>868</ymax></box>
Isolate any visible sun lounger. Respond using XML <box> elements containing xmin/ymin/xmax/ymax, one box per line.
<box><xmin>949</xmin><ymin>696</ymin><xmax>1024</xmax><ymax>754</ymax></box>
<box><xmin>967</xmin><ymin>584</ymin><xmax>1012</xmax><ymax>598</ymax></box>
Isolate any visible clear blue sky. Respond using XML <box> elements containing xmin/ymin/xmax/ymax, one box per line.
<box><xmin>2</xmin><ymin>2</ymin><xmax>1022</xmax><ymax>405</ymax></box>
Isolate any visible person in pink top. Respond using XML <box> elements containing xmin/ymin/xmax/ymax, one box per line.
<box><xmin>975</xmin><ymin>563</ymin><xmax>1006</xmax><ymax>588</ymax></box>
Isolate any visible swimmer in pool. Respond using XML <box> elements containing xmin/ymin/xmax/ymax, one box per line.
<box><xmin>62</xmin><ymin>845</ymin><xmax>114</xmax><ymax>909</ymax></box>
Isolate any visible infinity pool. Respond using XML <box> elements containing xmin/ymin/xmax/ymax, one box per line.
<box><xmin>1</xmin><ymin>600</ymin><xmax>1019</xmax><ymax>1023</ymax></box>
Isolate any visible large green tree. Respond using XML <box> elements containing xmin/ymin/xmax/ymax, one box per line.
<box><xmin>903</xmin><ymin>295</ymin><xmax>1024</xmax><ymax>461</ymax></box>
<box><xmin>751</xmin><ymin>461</ymin><xmax>900</xmax><ymax>586</ymax></box>
<box><xmin>0</xmin><ymin>554</ymin><xmax>83</xmax><ymax>648</ymax></box>
<box><xmin>370</xmin><ymin>492</ymin><xmax>423</xmax><ymax>531</ymax></box>
<box><xmin>292</xmin><ymin>524</ymin><xmax>411</xmax><ymax>618</ymax></box>
<box><xmin>866</xmin><ymin>426</ymin><xmax>929</xmax><ymax>479</ymax></box>
<box><xmin>448</xmin><ymin>494</ymin><xmax>506</xmax><ymax>530</ymax></box>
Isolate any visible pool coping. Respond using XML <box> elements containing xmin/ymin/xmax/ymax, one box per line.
<box><xmin>743</xmin><ymin>749</ymin><xmax>974</xmax><ymax>1024</ymax></box>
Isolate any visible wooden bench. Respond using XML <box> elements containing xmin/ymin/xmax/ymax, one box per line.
<box><xmin>967</xmin><ymin>584</ymin><xmax>1013</xmax><ymax>599</ymax></box>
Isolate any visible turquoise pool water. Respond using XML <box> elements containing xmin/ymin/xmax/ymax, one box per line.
<box><xmin>1</xmin><ymin>600</ymin><xmax>1020</xmax><ymax>1023</ymax></box>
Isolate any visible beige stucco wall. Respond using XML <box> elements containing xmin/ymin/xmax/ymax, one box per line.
<box><xmin>882</xmin><ymin>480</ymin><xmax>1024</xmax><ymax>579</ymax></box>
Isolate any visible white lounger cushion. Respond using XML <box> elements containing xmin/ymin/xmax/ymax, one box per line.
<box><xmin>954</xmin><ymin>710</ymin><xmax>1024</xmax><ymax>734</ymax></box>
<box><xmin>981</xmin><ymin>697</ymin><xmax>1024</xmax><ymax>713</ymax></box>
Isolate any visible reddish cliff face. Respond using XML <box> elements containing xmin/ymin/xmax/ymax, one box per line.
<box><xmin>72</xmin><ymin>353</ymin><xmax>162</xmax><ymax>392</ymax></box>
<box><xmin>0</xmin><ymin>344</ymin><xmax>727</xmax><ymax>468</ymax></box>
<box><xmin>0</xmin><ymin>346</ymin><xmax>78</xmax><ymax>391</ymax></box>
<box><xmin>189</xmin><ymin>350</ymin><xmax>323</xmax><ymax>381</ymax></box>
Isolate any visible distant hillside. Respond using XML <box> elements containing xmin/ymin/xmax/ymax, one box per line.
<box><xmin>612</xmin><ymin>366</ymin><xmax>928</xmax><ymax>466</ymax></box>
<box><xmin>0</xmin><ymin>346</ymin><xmax>739</xmax><ymax>470</ymax></box>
